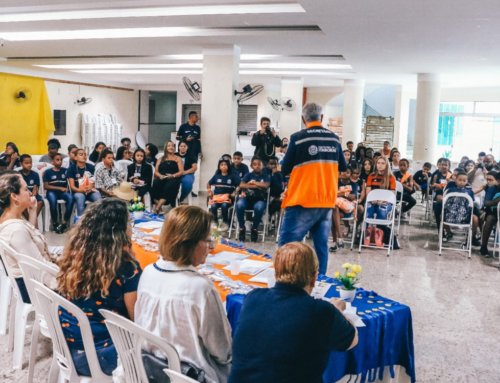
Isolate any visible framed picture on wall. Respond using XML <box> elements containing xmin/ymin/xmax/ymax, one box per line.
<box><xmin>53</xmin><ymin>109</ymin><xmax>66</xmax><ymax>136</ymax></box>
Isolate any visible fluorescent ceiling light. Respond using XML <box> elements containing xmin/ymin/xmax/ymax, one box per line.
<box><xmin>0</xmin><ymin>3</ymin><xmax>304</xmax><ymax>22</ymax></box>
<box><xmin>158</xmin><ymin>54</ymin><xmax>280</xmax><ymax>61</ymax></box>
<box><xmin>70</xmin><ymin>69</ymin><xmax>342</xmax><ymax>76</ymax></box>
<box><xmin>37</xmin><ymin>63</ymin><xmax>204</xmax><ymax>69</ymax></box>
<box><xmin>36</xmin><ymin>62</ymin><xmax>349</xmax><ymax>70</ymax></box>
<box><xmin>241</xmin><ymin>63</ymin><xmax>351</xmax><ymax>70</ymax></box>
<box><xmin>72</xmin><ymin>69</ymin><xmax>203</xmax><ymax>74</ymax></box>
<box><xmin>240</xmin><ymin>70</ymin><xmax>343</xmax><ymax>76</ymax></box>
<box><xmin>0</xmin><ymin>27</ymin><xmax>255</xmax><ymax>41</ymax></box>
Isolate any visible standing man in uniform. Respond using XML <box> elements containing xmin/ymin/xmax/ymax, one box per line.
<box><xmin>177</xmin><ymin>111</ymin><xmax>202</xmax><ymax>159</ymax></box>
<box><xmin>279</xmin><ymin>103</ymin><xmax>347</xmax><ymax>275</ymax></box>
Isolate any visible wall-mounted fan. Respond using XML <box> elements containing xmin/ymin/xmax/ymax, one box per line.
<box><xmin>76</xmin><ymin>97</ymin><xmax>92</xmax><ymax>105</ymax></box>
<box><xmin>183</xmin><ymin>76</ymin><xmax>202</xmax><ymax>101</ymax></box>
<box><xmin>234</xmin><ymin>84</ymin><xmax>264</xmax><ymax>104</ymax></box>
<box><xmin>267</xmin><ymin>97</ymin><xmax>296</xmax><ymax>112</ymax></box>
<box><xmin>14</xmin><ymin>88</ymin><xmax>32</xmax><ymax>103</ymax></box>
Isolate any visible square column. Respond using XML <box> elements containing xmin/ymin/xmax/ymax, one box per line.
<box><xmin>342</xmin><ymin>79</ymin><xmax>365</xmax><ymax>146</ymax></box>
<box><xmin>200</xmin><ymin>46</ymin><xmax>240</xmax><ymax>187</ymax></box>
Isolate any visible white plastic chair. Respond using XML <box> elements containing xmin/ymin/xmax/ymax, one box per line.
<box><xmin>341</xmin><ymin>197</ymin><xmax>359</xmax><ymax>250</ymax></box>
<box><xmin>0</xmin><ymin>239</ymin><xmax>35</xmax><ymax>370</ymax></box>
<box><xmin>17</xmin><ymin>254</ymin><xmax>59</xmax><ymax>383</ymax></box>
<box><xmin>99</xmin><ymin>309</ymin><xmax>182</xmax><ymax>383</ymax></box>
<box><xmin>0</xmin><ymin>252</ymin><xmax>12</xmax><ymax>336</ymax></box>
<box><xmin>163</xmin><ymin>369</ymin><xmax>199</xmax><ymax>383</ymax></box>
<box><xmin>438</xmin><ymin>192</ymin><xmax>474</xmax><ymax>258</ymax></box>
<box><xmin>358</xmin><ymin>189</ymin><xmax>397</xmax><ymax>257</ymax></box>
<box><xmin>31</xmin><ymin>280</ymin><xmax>113</xmax><ymax>382</ymax></box>
<box><xmin>229</xmin><ymin>188</ymin><xmax>271</xmax><ymax>242</ymax></box>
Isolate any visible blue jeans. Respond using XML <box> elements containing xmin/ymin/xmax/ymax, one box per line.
<box><xmin>366</xmin><ymin>203</ymin><xmax>393</xmax><ymax>220</ymax></box>
<box><xmin>46</xmin><ymin>190</ymin><xmax>74</xmax><ymax>223</ymax></box>
<box><xmin>179</xmin><ymin>174</ymin><xmax>195</xmax><ymax>202</ymax></box>
<box><xmin>236</xmin><ymin>198</ymin><xmax>266</xmax><ymax>230</ymax></box>
<box><xmin>211</xmin><ymin>202</ymin><xmax>232</xmax><ymax>223</ymax></box>
<box><xmin>278</xmin><ymin>206</ymin><xmax>332</xmax><ymax>275</ymax></box>
<box><xmin>71</xmin><ymin>345</ymin><xmax>117</xmax><ymax>376</ymax></box>
<box><xmin>73</xmin><ymin>191</ymin><xmax>101</xmax><ymax>216</ymax></box>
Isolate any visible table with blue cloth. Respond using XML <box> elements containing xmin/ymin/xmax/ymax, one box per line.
<box><xmin>226</xmin><ymin>275</ymin><xmax>416</xmax><ymax>383</ymax></box>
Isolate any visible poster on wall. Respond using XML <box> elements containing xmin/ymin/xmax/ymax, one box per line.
<box><xmin>81</xmin><ymin>113</ymin><xmax>122</xmax><ymax>153</ymax></box>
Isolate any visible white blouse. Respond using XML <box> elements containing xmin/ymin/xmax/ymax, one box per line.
<box><xmin>0</xmin><ymin>219</ymin><xmax>53</xmax><ymax>278</ymax></box>
<box><xmin>134</xmin><ymin>259</ymin><xmax>232</xmax><ymax>383</ymax></box>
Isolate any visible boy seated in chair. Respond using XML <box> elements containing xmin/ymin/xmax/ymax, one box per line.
<box><xmin>236</xmin><ymin>157</ymin><xmax>270</xmax><ymax>242</ymax></box>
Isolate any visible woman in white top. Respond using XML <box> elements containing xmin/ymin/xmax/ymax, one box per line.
<box><xmin>0</xmin><ymin>172</ymin><xmax>55</xmax><ymax>303</ymax></box>
<box><xmin>135</xmin><ymin>205</ymin><xmax>232</xmax><ymax>383</ymax></box>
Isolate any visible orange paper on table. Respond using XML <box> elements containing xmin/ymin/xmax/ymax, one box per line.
<box><xmin>132</xmin><ymin>240</ymin><xmax>268</xmax><ymax>301</ymax></box>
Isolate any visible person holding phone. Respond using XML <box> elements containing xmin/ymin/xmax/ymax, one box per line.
<box><xmin>251</xmin><ymin>117</ymin><xmax>282</xmax><ymax>164</ymax></box>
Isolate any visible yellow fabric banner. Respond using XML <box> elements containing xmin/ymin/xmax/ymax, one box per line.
<box><xmin>0</xmin><ymin>73</ymin><xmax>54</xmax><ymax>155</ymax></box>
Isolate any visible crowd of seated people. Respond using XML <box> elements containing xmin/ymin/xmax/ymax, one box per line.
<box><xmin>337</xmin><ymin>140</ymin><xmax>500</xmax><ymax>256</ymax></box>
<box><xmin>4</xmin><ymin>128</ymin><xmax>500</xmax><ymax>383</ymax></box>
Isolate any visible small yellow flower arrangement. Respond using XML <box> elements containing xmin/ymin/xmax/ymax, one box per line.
<box><xmin>335</xmin><ymin>263</ymin><xmax>362</xmax><ymax>291</ymax></box>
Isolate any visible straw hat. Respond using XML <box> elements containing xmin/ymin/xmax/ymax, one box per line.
<box><xmin>112</xmin><ymin>182</ymin><xmax>136</xmax><ymax>201</ymax></box>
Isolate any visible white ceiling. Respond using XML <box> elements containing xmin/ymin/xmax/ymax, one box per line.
<box><xmin>1</xmin><ymin>0</ymin><xmax>500</xmax><ymax>88</ymax></box>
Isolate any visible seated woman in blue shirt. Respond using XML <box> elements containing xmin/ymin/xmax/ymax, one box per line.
<box><xmin>229</xmin><ymin>242</ymin><xmax>358</xmax><ymax>383</ymax></box>
<box><xmin>207</xmin><ymin>159</ymin><xmax>240</xmax><ymax>231</ymax></box>
<box><xmin>57</xmin><ymin>198</ymin><xmax>142</xmax><ymax>376</ymax></box>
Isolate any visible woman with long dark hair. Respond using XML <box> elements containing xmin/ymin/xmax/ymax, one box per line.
<box><xmin>0</xmin><ymin>142</ymin><xmax>20</xmax><ymax>171</ymax></box>
<box><xmin>57</xmin><ymin>198</ymin><xmax>142</xmax><ymax>376</ymax></box>
<box><xmin>0</xmin><ymin>172</ymin><xmax>56</xmax><ymax>303</ymax></box>
<box><xmin>127</xmin><ymin>148</ymin><xmax>153</xmax><ymax>198</ymax></box>
<box><xmin>88</xmin><ymin>141</ymin><xmax>106</xmax><ymax>164</ymax></box>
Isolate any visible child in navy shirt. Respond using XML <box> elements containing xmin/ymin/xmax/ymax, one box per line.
<box><xmin>43</xmin><ymin>153</ymin><xmax>74</xmax><ymax>233</ymax></box>
<box><xmin>19</xmin><ymin>154</ymin><xmax>43</xmax><ymax>224</ymax></box>
<box><xmin>232</xmin><ymin>151</ymin><xmax>249</xmax><ymax>180</ymax></box>
<box><xmin>480</xmin><ymin>171</ymin><xmax>500</xmax><ymax>256</ymax></box>
<box><xmin>236</xmin><ymin>157</ymin><xmax>270</xmax><ymax>242</ymax></box>
<box><xmin>207</xmin><ymin>159</ymin><xmax>241</xmax><ymax>230</ymax></box>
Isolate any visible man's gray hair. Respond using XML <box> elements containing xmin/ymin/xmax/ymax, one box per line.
<box><xmin>302</xmin><ymin>103</ymin><xmax>323</xmax><ymax>122</ymax></box>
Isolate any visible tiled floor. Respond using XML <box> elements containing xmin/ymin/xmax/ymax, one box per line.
<box><xmin>1</xmin><ymin>200</ymin><xmax>500</xmax><ymax>382</ymax></box>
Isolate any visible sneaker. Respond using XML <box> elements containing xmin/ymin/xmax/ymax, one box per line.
<box><xmin>338</xmin><ymin>239</ymin><xmax>345</xmax><ymax>249</ymax></box>
<box><xmin>51</xmin><ymin>223</ymin><xmax>60</xmax><ymax>232</ymax></box>
<box><xmin>329</xmin><ymin>243</ymin><xmax>338</xmax><ymax>253</ymax></box>
<box><xmin>239</xmin><ymin>228</ymin><xmax>246</xmax><ymax>242</ymax></box>
<box><xmin>191</xmin><ymin>192</ymin><xmax>198</xmax><ymax>197</ymax></box>
<box><xmin>57</xmin><ymin>223</ymin><xmax>68</xmax><ymax>234</ymax></box>
<box><xmin>250</xmin><ymin>229</ymin><xmax>258</xmax><ymax>242</ymax></box>
<box><xmin>480</xmin><ymin>246</ymin><xmax>491</xmax><ymax>257</ymax></box>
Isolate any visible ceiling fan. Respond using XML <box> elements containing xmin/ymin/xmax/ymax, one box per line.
<box><xmin>267</xmin><ymin>96</ymin><xmax>296</xmax><ymax>112</ymax></box>
<box><xmin>234</xmin><ymin>84</ymin><xmax>264</xmax><ymax>105</ymax></box>
<box><xmin>183</xmin><ymin>76</ymin><xmax>202</xmax><ymax>101</ymax></box>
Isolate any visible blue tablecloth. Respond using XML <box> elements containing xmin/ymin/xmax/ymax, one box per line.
<box><xmin>226</xmin><ymin>274</ymin><xmax>416</xmax><ymax>383</ymax></box>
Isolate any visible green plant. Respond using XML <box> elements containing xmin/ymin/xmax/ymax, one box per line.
<box><xmin>334</xmin><ymin>263</ymin><xmax>362</xmax><ymax>291</ymax></box>
<box><xmin>128</xmin><ymin>197</ymin><xmax>145</xmax><ymax>212</ymax></box>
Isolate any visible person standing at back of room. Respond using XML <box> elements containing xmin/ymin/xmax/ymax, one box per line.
<box><xmin>177</xmin><ymin>111</ymin><xmax>202</xmax><ymax>159</ymax></box>
<box><xmin>279</xmin><ymin>103</ymin><xmax>347</xmax><ymax>275</ymax></box>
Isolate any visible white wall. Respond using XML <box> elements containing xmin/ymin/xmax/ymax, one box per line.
<box><xmin>441</xmin><ymin>86</ymin><xmax>500</xmax><ymax>101</ymax></box>
<box><xmin>45</xmin><ymin>81</ymin><xmax>138</xmax><ymax>151</ymax></box>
